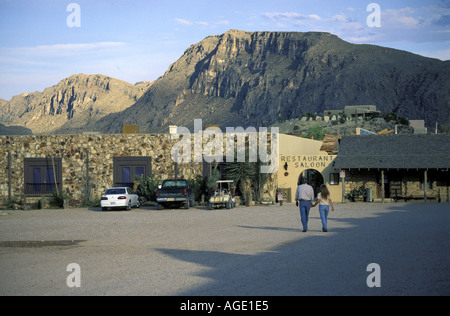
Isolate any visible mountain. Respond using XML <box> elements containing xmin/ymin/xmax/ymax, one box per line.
<box><xmin>0</xmin><ymin>123</ymin><xmax>32</xmax><ymax>135</ymax></box>
<box><xmin>0</xmin><ymin>74</ymin><xmax>151</xmax><ymax>134</ymax></box>
<box><xmin>95</xmin><ymin>29</ymin><xmax>450</xmax><ymax>133</ymax></box>
<box><xmin>2</xmin><ymin>30</ymin><xmax>449</xmax><ymax>135</ymax></box>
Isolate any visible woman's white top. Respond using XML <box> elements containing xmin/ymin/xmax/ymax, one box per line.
<box><xmin>317</xmin><ymin>193</ymin><xmax>331</xmax><ymax>206</ymax></box>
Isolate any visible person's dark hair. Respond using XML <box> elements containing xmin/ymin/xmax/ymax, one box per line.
<box><xmin>298</xmin><ymin>176</ymin><xmax>308</xmax><ymax>185</ymax></box>
<box><xmin>320</xmin><ymin>184</ymin><xmax>330</xmax><ymax>200</ymax></box>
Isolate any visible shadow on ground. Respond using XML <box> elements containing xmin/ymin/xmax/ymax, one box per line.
<box><xmin>157</xmin><ymin>203</ymin><xmax>449</xmax><ymax>296</ymax></box>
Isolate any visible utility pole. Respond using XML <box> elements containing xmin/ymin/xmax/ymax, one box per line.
<box><xmin>84</xmin><ymin>150</ymin><xmax>90</xmax><ymax>204</ymax></box>
<box><xmin>7</xmin><ymin>152</ymin><xmax>11</xmax><ymax>201</ymax></box>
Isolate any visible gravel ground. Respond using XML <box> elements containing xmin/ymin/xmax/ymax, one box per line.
<box><xmin>0</xmin><ymin>202</ymin><xmax>448</xmax><ymax>296</ymax></box>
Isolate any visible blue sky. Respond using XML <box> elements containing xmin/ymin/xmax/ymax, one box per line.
<box><xmin>0</xmin><ymin>0</ymin><xmax>449</xmax><ymax>100</ymax></box>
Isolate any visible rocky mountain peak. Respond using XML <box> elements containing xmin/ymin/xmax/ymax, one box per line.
<box><xmin>0</xmin><ymin>74</ymin><xmax>149</xmax><ymax>134</ymax></box>
<box><xmin>2</xmin><ymin>30</ymin><xmax>449</xmax><ymax>135</ymax></box>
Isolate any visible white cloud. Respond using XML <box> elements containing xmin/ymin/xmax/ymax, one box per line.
<box><xmin>195</xmin><ymin>21</ymin><xmax>209</xmax><ymax>26</ymax></box>
<box><xmin>256</xmin><ymin>3</ymin><xmax>450</xmax><ymax>45</ymax></box>
<box><xmin>216</xmin><ymin>20</ymin><xmax>230</xmax><ymax>25</ymax></box>
<box><xmin>174</xmin><ymin>18</ymin><xmax>193</xmax><ymax>26</ymax></box>
<box><xmin>261</xmin><ymin>12</ymin><xmax>323</xmax><ymax>22</ymax></box>
<box><xmin>382</xmin><ymin>7</ymin><xmax>422</xmax><ymax>29</ymax></box>
<box><xmin>332</xmin><ymin>14</ymin><xmax>348</xmax><ymax>23</ymax></box>
<box><xmin>4</xmin><ymin>42</ymin><xmax>126</xmax><ymax>58</ymax></box>
<box><xmin>174</xmin><ymin>18</ymin><xmax>210</xmax><ymax>27</ymax></box>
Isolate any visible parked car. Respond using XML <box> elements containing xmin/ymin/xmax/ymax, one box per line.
<box><xmin>101</xmin><ymin>187</ymin><xmax>140</xmax><ymax>211</ymax></box>
<box><xmin>156</xmin><ymin>179</ymin><xmax>194</xmax><ymax>209</ymax></box>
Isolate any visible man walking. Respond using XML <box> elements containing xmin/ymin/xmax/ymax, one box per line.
<box><xmin>295</xmin><ymin>178</ymin><xmax>315</xmax><ymax>232</ymax></box>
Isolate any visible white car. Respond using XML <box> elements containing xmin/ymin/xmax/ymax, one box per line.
<box><xmin>101</xmin><ymin>187</ymin><xmax>140</xmax><ymax>211</ymax></box>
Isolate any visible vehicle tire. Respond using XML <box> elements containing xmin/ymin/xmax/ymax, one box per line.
<box><xmin>226</xmin><ymin>201</ymin><xmax>231</xmax><ymax>209</ymax></box>
<box><xmin>157</xmin><ymin>204</ymin><xmax>164</xmax><ymax>210</ymax></box>
<box><xmin>184</xmin><ymin>199</ymin><xmax>190</xmax><ymax>209</ymax></box>
<box><xmin>126</xmin><ymin>201</ymin><xmax>131</xmax><ymax>211</ymax></box>
<box><xmin>136</xmin><ymin>200</ymin><xmax>140</xmax><ymax>208</ymax></box>
<box><xmin>102</xmin><ymin>207</ymin><xmax>107</xmax><ymax>212</ymax></box>
<box><xmin>208</xmin><ymin>202</ymin><xmax>213</xmax><ymax>210</ymax></box>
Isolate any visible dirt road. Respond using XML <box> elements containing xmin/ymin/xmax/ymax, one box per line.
<box><xmin>0</xmin><ymin>202</ymin><xmax>448</xmax><ymax>296</ymax></box>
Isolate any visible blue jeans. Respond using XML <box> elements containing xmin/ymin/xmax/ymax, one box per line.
<box><xmin>319</xmin><ymin>205</ymin><xmax>330</xmax><ymax>230</ymax></box>
<box><xmin>299</xmin><ymin>201</ymin><xmax>311</xmax><ymax>230</ymax></box>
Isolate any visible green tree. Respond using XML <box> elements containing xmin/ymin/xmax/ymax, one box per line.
<box><xmin>303</xmin><ymin>125</ymin><xmax>327</xmax><ymax>141</ymax></box>
<box><xmin>383</xmin><ymin>112</ymin><xmax>398</xmax><ymax>123</ymax></box>
<box><xmin>441</xmin><ymin>120</ymin><xmax>450</xmax><ymax>133</ymax></box>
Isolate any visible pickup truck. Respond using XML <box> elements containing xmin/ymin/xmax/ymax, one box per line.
<box><xmin>156</xmin><ymin>179</ymin><xmax>194</xmax><ymax>209</ymax></box>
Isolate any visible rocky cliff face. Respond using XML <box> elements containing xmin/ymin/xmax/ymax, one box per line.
<box><xmin>3</xmin><ymin>30</ymin><xmax>449</xmax><ymax>134</ymax></box>
<box><xmin>0</xmin><ymin>74</ymin><xmax>150</xmax><ymax>134</ymax></box>
<box><xmin>95</xmin><ymin>30</ymin><xmax>450</xmax><ymax>133</ymax></box>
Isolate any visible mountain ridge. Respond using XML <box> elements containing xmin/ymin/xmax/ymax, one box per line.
<box><xmin>0</xmin><ymin>74</ymin><xmax>151</xmax><ymax>134</ymax></box>
<box><xmin>95</xmin><ymin>29</ymin><xmax>450</xmax><ymax>133</ymax></box>
<box><xmin>2</xmin><ymin>30</ymin><xmax>449</xmax><ymax>134</ymax></box>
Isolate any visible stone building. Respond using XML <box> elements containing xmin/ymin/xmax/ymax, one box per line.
<box><xmin>0</xmin><ymin>130</ymin><xmax>278</xmax><ymax>206</ymax></box>
<box><xmin>1</xmin><ymin>132</ymin><xmax>448</xmax><ymax>207</ymax></box>
<box><xmin>276</xmin><ymin>133</ymin><xmax>450</xmax><ymax>204</ymax></box>
<box><xmin>325</xmin><ymin>105</ymin><xmax>380</xmax><ymax>118</ymax></box>
<box><xmin>0</xmin><ymin>134</ymin><xmax>201</xmax><ymax>205</ymax></box>
<box><xmin>332</xmin><ymin>134</ymin><xmax>450</xmax><ymax>202</ymax></box>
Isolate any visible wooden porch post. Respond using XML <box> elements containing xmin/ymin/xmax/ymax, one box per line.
<box><xmin>424</xmin><ymin>169</ymin><xmax>428</xmax><ymax>202</ymax></box>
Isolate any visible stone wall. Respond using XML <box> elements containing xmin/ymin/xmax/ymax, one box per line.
<box><xmin>0</xmin><ymin>132</ymin><xmax>277</xmax><ymax>205</ymax></box>
<box><xmin>0</xmin><ymin>134</ymin><xmax>202</xmax><ymax>203</ymax></box>
<box><xmin>343</xmin><ymin>170</ymin><xmax>378</xmax><ymax>199</ymax></box>
<box><xmin>343</xmin><ymin>169</ymin><xmax>449</xmax><ymax>202</ymax></box>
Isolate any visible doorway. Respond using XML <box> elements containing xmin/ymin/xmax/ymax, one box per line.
<box><xmin>298</xmin><ymin>169</ymin><xmax>324</xmax><ymax>198</ymax></box>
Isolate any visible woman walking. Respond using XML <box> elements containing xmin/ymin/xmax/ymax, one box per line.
<box><xmin>312</xmin><ymin>184</ymin><xmax>334</xmax><ymax>232</ymax></box>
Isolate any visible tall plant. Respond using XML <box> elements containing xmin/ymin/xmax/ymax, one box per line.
<box><xmin>226</xmin><ymin>158</ymin><xmax>254</xmax><ymax>205</ymax></box>
<box><xmin>187</xmin><ymin>175</ymin><xmax>206</xmax><ymax>202</ymax></box>
<box><xmin>225</xmin><ymin>149</ymin><xmax>271</xmax><ymax>205</ymax></box>
<box><xmin>136</xmin><ymin>175</ymin><xmax>162</xmax><ymax>202</ymax></box>
<box><xmin>252</xmin><ymin>159</ymin><xmax>271</xmax><ymax>203</ymax></box>
<box><xmin>206</xmin><ymin>165</ymin><xmax>221</xmax><ymax>198</ymax></box>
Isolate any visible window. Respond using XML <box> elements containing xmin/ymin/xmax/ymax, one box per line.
<box><xmin>329</xmin><ymin>173</ymin><xmax>340</xmax><ymax>185</ymax></box>
<box><xmin>105</xmin><ymin>188</ymin><xmax>126</xmax><ymax>195</ymax></box>
<box><xmin>24</xmin><ymin>158</ymin><xmax>62</xmax><ymax>195</ymax></box>
<box><xmin>113</xmin><ymin>157</ymin><xmax>152</xmax><ymax>188</ymax></box>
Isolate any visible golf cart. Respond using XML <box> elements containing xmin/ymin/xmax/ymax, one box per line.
<box><xmin>208</xmin><ymin>180</ymin><xmax>236</xmax><ymax>210</ymax></box>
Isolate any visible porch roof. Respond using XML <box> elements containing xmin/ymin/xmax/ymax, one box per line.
<box><xmin>332</xmin><ymin>134</ymin><xmax>450</xmax><ymax>170</ymax></box>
